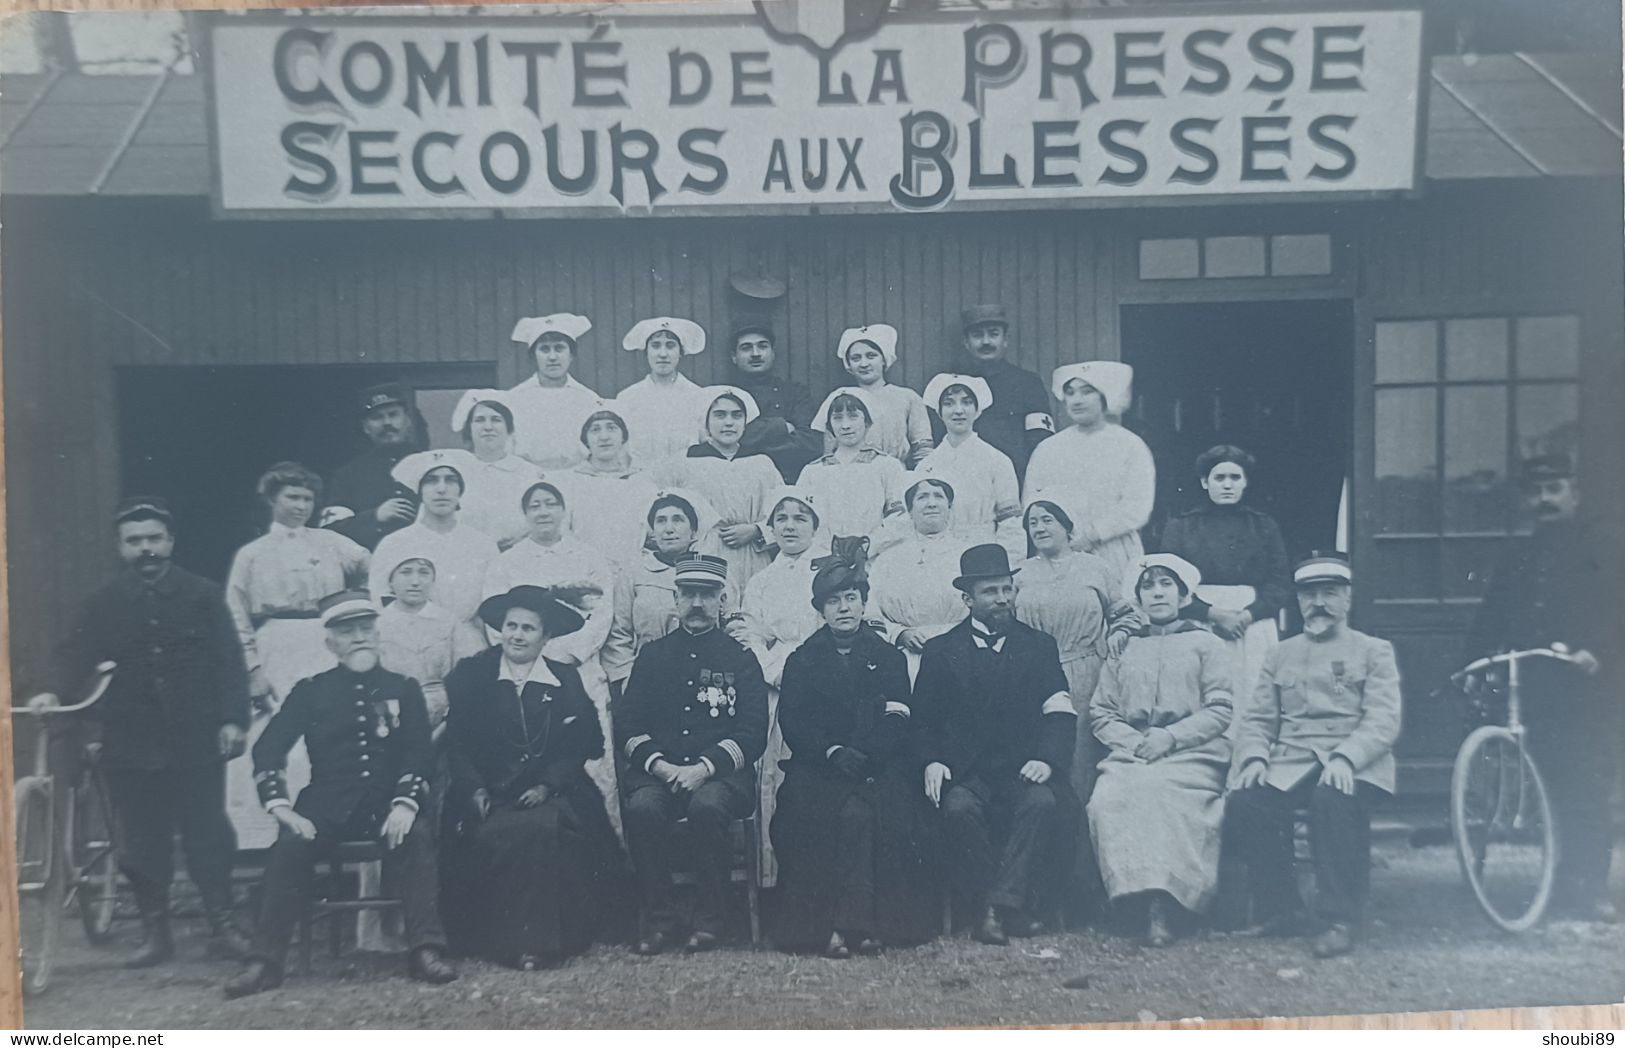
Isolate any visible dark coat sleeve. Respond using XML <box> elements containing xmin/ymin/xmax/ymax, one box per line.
<box><xmin>252</xmin><ymin>680</ymin><xmax>312</xmax><ymax>806</ymax></box>
<box><xmin>776</xmin><ymin>644</ymin><xmax>835</xmax><ymax>765</ymax></box>
<box><xmin>443</xmin><ymin>657</ymin><xmax>487</xmax><ymax>804</ymax></box>
<box><xmin>617</xmin><ymin>645</ymin><xmax>661</xmax><ymax>772</ymax></box>
<box><xmin>1247</xmin><ymin>514</ymin><xmax>1292</xmax><ymax>624</ymax></box>
<box><xmin>1016</xmin><ymin>369</ymin><xmax>1055</xmax><ymax>454</ymax></box>
<box><xmin>201</xmin><ymin>580</ymin><xmax>252</xmax><ymax>731</ymax></box>
<box><xmin>858</xmin><ymin>642</ymin><xmax>915</xmax><ymax>767</ymax></box>
<box><xmin>536</xmin><ymin>666</ymin><xmax>604</xmax><ymax>794</ymax></box>
<box><xmin>1030</xmin><ymin>633</ymin><xmax>1077</xmax><ymax>772</ymax></box>
<box><xmin>391</xmin><ymin>677</ymin><xmax>435</xmax><ymax>809</ymax></box>
<box><xmin>911</xmin><ymin>639</ymin><xmax>965</xmax><ymax>773</ymax></box>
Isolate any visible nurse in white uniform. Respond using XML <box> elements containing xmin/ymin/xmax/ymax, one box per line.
<box><xmin>505</xmin><ymin>313</ymin><xmax>606</xmax><ymax>470</ymax></box>
<box><xmin>614</xmin><ymin>317</ymin><xmax>715</xmax><ymax>471</ymax></box>
<box><xmin>916</xmin><ymin>372</ymin><xmax>1025</xmax><ymax>563</ymax></box>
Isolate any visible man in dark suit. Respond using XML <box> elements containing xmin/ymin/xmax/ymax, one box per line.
<box><xmin>617</xmin><ymin>554</ymin><xmax>770</xmax><ymax>955</ymax></box>
<box><xmin>915</xmin><ymin>543</ymin><xmax>1078</xmax><ymax>945</ymax></box>
<box><xmin>321</xmin><ymin>383</ymin><xmax>424</xmax><ymax>550</ymax></box>
<box><xmin>224</xmin><ymin>591</ymin><xmax>456</xmax><ymax>997</ymax></box>
<box><xmin>729</xmin><ymin>317</ymin><xmax>824</xmax><ymax>482</ymax></box>
<box><xmin>50</xmin><ymin>496</ymin><xmax>252</xmax><ymax>966</ymax></box>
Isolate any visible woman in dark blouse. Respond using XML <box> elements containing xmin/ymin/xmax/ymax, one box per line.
<box><xmin>1156</xmin><ymin>445</ymin><xmax>1291</xmax><ymax>733</ymax></box>
<box><xmin>441</xmin><ymin>584</ymin><xmax>618</xmax><ymax>969</ymax></box>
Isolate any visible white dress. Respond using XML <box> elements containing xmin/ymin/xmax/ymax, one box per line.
<box><xmin>375</xmin><ymin>600</ymin><xmax>457</xmax><ymax>728</ymax></box>
<box><xmin>796</xmin><ymin>448</ymin><xmax>906</xmax><ymax>544</ymax></box>
<box><xmin>867</xmin><ymin>528</ymin><xmax>971</xmax><ymax>681</ymax></box>
<box><xmin>504</xmin><ymin>375</ymin><xmax>605</xmax><ymax>470</ymax></box>
<box><xmin>614</xmin><ymin>373</ymin><xmax>714</xmax><ymax>471</ymax></box>
<box><xmin>368</xmin><ymin>519</ymin><xmax>497</xmax><ymax>661</ymax></box>
<box><xmin>823</xmin><ymin>383</ymin><xmax>934</xmax><ymax>466</ymax></box>
<box><xmin>564</xmin><ymin>462</ymin><xmax>662</xmax><ymax>570</ymax></box>
<box><xmin>740</xmin><ymin>548</ymin><xmax>825</xmax><ymax>886</ymax></box>
<box><xmin>916</xmin><ymin>433</ymin><xmax>1026</xmax><ymax>562</ymax></box>
<box><xmin>481</xmin><ymin>534</ymin><xmax>622</xmax><ymax>838</ymax></box>
<box><xmin>654</xmin><ymin>449</ymin><xmax>784</xmax><ymax>591</ymax></box>
<box><xmin>1023</xmin><ymin>424</ymin><xmax>1156</xmax><ymax>588</ymax></box>
<box><xmin>457</xmin><ymin>454</ymin><xmax>545</xmax><ymax>548</ymax></box>
<box><xmin>224</xmin><ymin>524</ymin><xmax>369</xmax><ymax>849</ymax></box>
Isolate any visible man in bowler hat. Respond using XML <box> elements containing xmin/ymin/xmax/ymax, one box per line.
<box><xmin>914</xmin><ymin>543</ymin><xmax>1079</xmax><ymax>945</ymax></box>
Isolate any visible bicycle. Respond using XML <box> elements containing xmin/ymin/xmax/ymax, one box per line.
<box><xmin>13</xmin><ymin>661</ymin><xmax>117</xmax><ymax>994</ymax></box>
<box><xmin>1447</xmin><ymin>646</ymin><xmax>1582</xmax><ymax>933</ymax></box>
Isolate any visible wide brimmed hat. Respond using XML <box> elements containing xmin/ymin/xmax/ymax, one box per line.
<box><xmin>512</xmin><ymin>313</ymin><xmax>592</xmax><ymax>347</ymax></box>
<box><xmin>623</xmin><ymin>317</ymin><xmax>706</xmax><ymax>355</ymax></box>
<box><xmin>1293</xmin><ymin>551</ymin><xmax>1352</xmax><ymax>588</ymax></box>
<box><xmin>1051</xmin><ymin>361</ymin><xmax>1134</xmax><ymax>415</ymax></box>
<box><xmin>1125</xmin><ymin>553</ymin><xmax>1202</xmax><ymax>605</ymax></box>
<box><xmin>478</xmin><ymin>585</ymin><xmax>586</xmax><ymax>636</ymax></box>
<box><xmin>924</xmin><ymin>372</ymin><xmax>994</xmax><ymax>413</ymax></box>
<box><xmin>391</xmin><ymin>449</ymin><xmax>478</xmax><ymax>492</ymax></box>
<box><xmin>952</xmin><ymin>542</ymin><xmax>1020</xmax><ymax>591</ymax></box>
<box><xmin>836</xmin><ymin>324</ymin><xmax>899</xmax><ymax>368</ymax></box>
<box><xmin>319</xmin><ymin>590</ymin><xmax>381</xmax><ymax>629</ymax></box>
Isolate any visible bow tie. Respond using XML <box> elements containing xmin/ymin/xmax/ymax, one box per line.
<box><xmin>971</xmin><ymin>632</ymin><xmax>1007</xmax><ymax>652</ymax></box>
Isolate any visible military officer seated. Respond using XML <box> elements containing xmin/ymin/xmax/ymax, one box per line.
<box><xmin>617</xmin><ymin>555</ymin><xmax>769</xmax><ymax>955</ymax></box>
<box><xmin>225</xmin><ymin>591</ymin><xmax>457</xmax><ymax>998</ymax></box>
<box><xmin>1224</xmin><ymin>553</ymin><xmax>1402</xmax><ymax>959</ymax></box>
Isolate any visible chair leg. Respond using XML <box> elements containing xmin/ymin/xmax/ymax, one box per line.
<box><xmin>745</xmin><ymin>819</ymin><xmax>762</xmax><ymax>946</ymax></box>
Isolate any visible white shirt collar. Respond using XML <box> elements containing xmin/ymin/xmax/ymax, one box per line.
<box><xmin>499</xmin><ymin>657</ymin><xmax>560</xmax><ymax>687</ymax></box>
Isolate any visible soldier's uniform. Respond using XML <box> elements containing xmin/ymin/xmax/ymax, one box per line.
<box><xmin>931</xmin><ymin>306</ymin><xmax>1054</xmax><ymax>483</ymax></box>
<box><xmin>245</xmin><ymin>649</ymin><xmax>442</xmax><ymax>969</ymax></box>
<box><xmin>617</xmin><ymin>564</ymin><xmax>769</xmax><ymax>940</ymax></box>
<box><xmin>1226</xmin><ymin>557</ymin><xmax>1402</xmax><ymax>932</ymax></box>
<box><xmin>323</xmin><ymin>384</ymin><xmax>421</xmax><ymax>551</ymax></box>
<box><xmin>731</xmin><ymin>319</ymin><xmax>825</xmax><ymax>484</ymax></box>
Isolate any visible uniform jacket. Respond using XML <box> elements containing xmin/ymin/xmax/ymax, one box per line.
<box><xmin>1235</xmin><ymin>626</ymin><xmax>1402</xmax><ymax>793</ymax></box>
<box><xmin>58</xmin><ymin>565</ymin><xmax>251</xmax><ymax>770</ymax></box>
<box><xmin>253</xmin><ymin>663</ymin><xmax>434</xmax><ymax>834</ymax></box>
<box><xmin>617</xmin><ymin>625</ymin><xmax>769</xmax><ymax>787</ymax></box>
<box><xmin>928</xmin><ymin>356</ymin><xmax>1052</xmax><ymax>482</ymax></box>
<box><xmin>324</xmin><ymin>444</ymin><xmax>419</xmax><ymax>550</ymax></box>
<box><xmin>443</xmin><ymin>647</ymin><xmax>604</xmax><ymax>809</ymax></box>
<box><xmin>914</xmin><ymin>617</ymin><xmax>1076</xmax><ymax>781</ymax></box>
<box><xmin>733</xmin><ymin>370</ymin><xmax>824</xmax><ymax>482</ymax></box>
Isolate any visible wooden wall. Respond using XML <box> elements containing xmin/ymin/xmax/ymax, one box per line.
<box><xmin>4</xmin><ymin>181</ymin><xmax>1621</xmax><ymax>779</ymax></box>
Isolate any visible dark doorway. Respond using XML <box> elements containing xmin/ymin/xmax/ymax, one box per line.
<box><xmin>116</xmin><ymin>363</ymin><xmax>495</xmax><ymax>584</ymax></box>
<box><xmin>1121</xmin><ymin>299</ymin><xmax>1354</xmax><ymax>567</ymax></box>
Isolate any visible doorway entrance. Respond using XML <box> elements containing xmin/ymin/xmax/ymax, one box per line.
<box><xmin>116</xmin><ymin>362</ymin><xmax>495</xmax><ymax>584</ymax></box>
<box><xmin>1120</xmin><ymin>299</ymin><xmax>1354</xmax><ymax>567</ymax></box>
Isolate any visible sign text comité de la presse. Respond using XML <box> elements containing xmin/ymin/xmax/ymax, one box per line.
<box><xmin>208</xmin><ymin>8</ymin><xmax>1424</xmax><ymax>214</ymax></box>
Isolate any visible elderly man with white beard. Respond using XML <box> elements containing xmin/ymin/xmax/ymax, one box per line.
<box><xmin>225</xmin><ymin>591</ymin><xmax>457</xmax><ymax>998</ymax></box>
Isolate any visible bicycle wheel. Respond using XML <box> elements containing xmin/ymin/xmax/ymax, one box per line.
<box><xmin>67</xmin><ymin>767</ymin><xmax>120</xmax><ymax>944</ymax></box>
<box><xmin>15</xmin><ymin>777</ymin><xmax>63</xmax><ymax>995</ymax></box>
<box><xmin>1451</xmin><ymin>725</ymin><xmax>1557</xmax><ymax>932</ymax></box>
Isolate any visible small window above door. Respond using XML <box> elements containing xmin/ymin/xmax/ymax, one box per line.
<box><xmin>1138</xmin><ymin>233</ymin><xmax>1335</xmax><ymax>281</ymax></box>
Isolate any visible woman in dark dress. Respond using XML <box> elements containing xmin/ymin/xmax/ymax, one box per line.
<box><xmin>770</xmin><ymin>538</ymin><xmax>939</xmax><ymax>956</ymax></box>
<box><xmin>441</xmin><ymin>584</ymin><xmax>618</xmax><ymax>969</ymax></box>
<box><xmin>1156</xmin><ymin>444</ymin><xmax>1291</xmax><ymax>737</ymax></box>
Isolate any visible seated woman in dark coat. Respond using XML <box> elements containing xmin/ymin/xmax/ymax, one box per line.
<box><xmin>771</xmin><ymin>538</ymin><xmax>939</xmax><ymax>957</ymax></box>
<box><xmin>441</xmin><ymin>584</ymin><xmax>618</xmax><ymax>970</ymax></box>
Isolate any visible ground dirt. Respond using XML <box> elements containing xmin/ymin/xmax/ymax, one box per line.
<box><xmin>23</xmin><ymin>842</ymin><xmax>1625</xmax><ymax>1029</ymax></box>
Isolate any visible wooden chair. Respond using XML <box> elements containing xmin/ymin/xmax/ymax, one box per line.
<box><xmin>668</xmin><ymin>813</ymin><xmax>762</xmax><ymax>945</ymax></box>
<box><xmin>296</xmin><ymin>841</ymin><xmax>403</xmax><ymax>971</ymax></box>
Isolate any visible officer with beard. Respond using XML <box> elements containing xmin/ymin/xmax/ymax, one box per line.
<box><xmin>225</xmin><ymin>591</ymin><xmax>456</xmax><ymax>997</ymax></box>
<box><xmin>322</xmin><ymin>383</ymin><xmax>426</xmax><ymax>550</ymax></box>
<box><xmin>1225</xmin><ymin>553</ymin><xmax>1402</xmax><ymax>960</ymax></box>
<box><xmin>46</xmin><ymin>497</ymin><xmax>252</xmax><ymax>966</ymax></box>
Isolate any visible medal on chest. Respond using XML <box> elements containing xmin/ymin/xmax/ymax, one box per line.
<box><xmin>696</xmin><ymin>669</ymin><xmax>738</xmax><ymax>718</ymax></box>
<box><xmin>372</xmin><ymin>697</ymin><xmax>401</xmax><ymax>738</ymax></box>
<box><xmin>1330</xmin><ymin>660</ymin><xmax>1347</xmax><ymax>696</ymax></box>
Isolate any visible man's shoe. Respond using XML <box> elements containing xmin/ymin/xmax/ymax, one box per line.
<box><xmin>634</xmin><ymin>931</ymin><xmax>670</xmax><ymax>956</ymax></box>
<box><xmin>223</xmin><ymin>960</ymin><xmax>282</xmax><ymax>1000</ymax></box>
<box><xmin>408</xmin><ymin>945</ymin><xmax>458</xmax><ymax>984</ymax></box>
<box><xmin>973</xmin><ymin>907</ymin><xmax>1008</xmax><ymax>946</ymax></box>
<box><xmin>684</xmin><ymin>930</ymin><xmax>720</xmax><ymax>954</ymax></box>
<box><xmin>205</xmin><ymin>916</ymin><xmax>253</xmax><ymax>961</ymax></box>
<box><xmin>125</xmin><ymin>913</ymin><xmax>174</xmax><ymax>969</ymax></box>
<box><xmin>1251</xmin><ymin>909</ymin><xmax>1312</xmax><ymax>938</ymax></box>
<box><xmin>1147</xmin><ymin>895</ymin><xmax>1175</xmax><ymax>948</ymax></box>
<box><xmin>1311</xmin><ymin>922</ymin><xmax>1357</xmax><ymax>959</ymax></box>
<box><xmin>823</xmin><ymin>931</ymin><xmax>851</xmax><ymax>959</ymax></box>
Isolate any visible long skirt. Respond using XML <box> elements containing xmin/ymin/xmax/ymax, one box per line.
<box><xmin>1061</xmin><ymin>651</ymin><xmax>1106</xmax><ymax>901</ymax></box>
<box><xmin>227</xmin><ymin>619</ymin><xmax>322</xmax><ymax>850</ymax></box>
<box><xmin>1088</xmin><ymin>747</ymin><xmax>1229</xmax><ymax>913</ymax></box>
<box><xmin>769</xmin><ymin>764</ymin><xmax>939</xmax><ymax>951</ymax></box>
<box><xmin>1197</xmin><ymin>585</ymin><xmax>1280</xmax><ymax>747</ymax></box>
<box><xmin>457</xmin><ymin>799</ymin><xmax>605</xmax><ymax>964</ymax></box>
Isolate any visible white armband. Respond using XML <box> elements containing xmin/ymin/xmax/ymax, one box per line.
<box><xmin>1025</xmin><ymin>412</ymin><xmax>1055</xmax><ymax>433</ymax></box>
<box><xmin>884</xmin><ymin>701</ymin><xmax>911</xmax><ymax>717</ymax></box>
<box><xmin>1040</xmin><ymin>692</ymin><xmax>1076</xmax><ymax>716</ymax></box>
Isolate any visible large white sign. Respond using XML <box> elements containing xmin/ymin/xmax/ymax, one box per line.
<box><xmin>208</xmin><ymin>4</ymin><xmax>1425</xmax><ymax>215</ymax></box>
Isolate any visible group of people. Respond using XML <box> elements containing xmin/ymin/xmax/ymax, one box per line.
<box><xmin>43</xmin><ymin>302</ymin><xmax>1615</xmax><ymax>1001</ymax></box>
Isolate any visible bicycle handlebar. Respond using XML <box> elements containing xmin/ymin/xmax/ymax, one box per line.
<box><xmin>13</xmin><ymin>661</ymin><xmax>117</xmax><ymax>716</ymax></box>
<box><xmin>1451</xmin><ymin>647</ymin><xmax>1581</xmax><ymax>685</ymax></box>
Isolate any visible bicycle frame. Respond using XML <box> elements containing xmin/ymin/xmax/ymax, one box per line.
<box><xmin>1454</xmin><ymin>646</ymin><xmax>1582</xmax><ymax>734</ymax></box>
<box><xmin>13</xmin><ymin>662</ymin><xmax>117</xmax><ymax>891</ymax></box>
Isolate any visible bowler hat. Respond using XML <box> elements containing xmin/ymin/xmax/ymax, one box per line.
<box><xmin>952</xmin><ymin>543</ymin><xmax>1020</xmax><ymax>592</ymax></box>
<box><xmin>478</xmin><ymin>585</ymin><xmax>586</xmax><ymax>637</ymax></box>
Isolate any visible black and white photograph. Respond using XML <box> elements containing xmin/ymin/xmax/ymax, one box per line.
<box><xmin>2</xmin><ymin>0</ymin><xmax>1622</xmax><ymax>1030</ymax></box>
